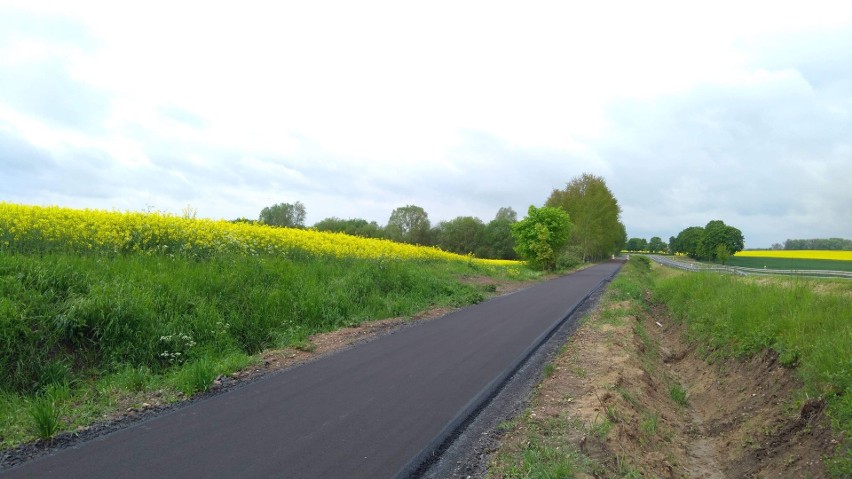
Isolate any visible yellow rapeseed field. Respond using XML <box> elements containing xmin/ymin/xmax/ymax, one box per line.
<box><xmin>735</xmin><ymin>250</ymin><xmax>852</xmax><ymax>261</ymax></box>
<box><xmin>0</xmin><ymin>203</ymin><xmax>520</xmax><ymax>266</ymax></box>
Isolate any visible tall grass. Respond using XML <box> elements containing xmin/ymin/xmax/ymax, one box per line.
<box><xmin>652</xmin><ymin>271</ymin><xmax>851</xmax><ymax>474</ymax></box>
<box><xmin>0</xmin><ymin>252</ymin><xmax>492</xmax><ymax>396</ymax></box>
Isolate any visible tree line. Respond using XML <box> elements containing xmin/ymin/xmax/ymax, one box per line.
<box><xmin>777</xmin><ymin>238</ymin><xmax>852</xmax><ymax>250</ymax></box>
<box><xmin>626</xmin><ymin>221</ymin><xmax>745</xmax><ymax>263</ymax></box>
<box><xmin>241</xmin><ymin>173</ymin><xmax>627</xmax><ymax>268</ymax></box>
<box><xmin>624</xmin><ymin>236</ymin><xmax>668</xmax><ymax>253</ymax></box>
<box><xmin>234</xmin><ymin>201</ymin><xmax>520</xmax><ymax>260</ymax></box>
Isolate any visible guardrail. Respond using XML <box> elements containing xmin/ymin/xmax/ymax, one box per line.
<box><xmin>644</xmin><ymin>255</ymin><xmax>852</xmax><ymax>279</ymax></box>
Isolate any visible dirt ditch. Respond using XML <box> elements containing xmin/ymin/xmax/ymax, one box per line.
<box><xmin>491</xmin><ymin>295</ymin><xmax>839</xmax><ymax>478</ymax></box>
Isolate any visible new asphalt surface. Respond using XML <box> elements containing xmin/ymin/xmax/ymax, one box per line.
<box><xmin>1</xmin><ymin>261</ymin><xmax>622</xmax><ymax>479</ymax></box>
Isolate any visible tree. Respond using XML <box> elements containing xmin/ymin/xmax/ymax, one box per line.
<box><xmin>493</xmin><ymin>206</ymin><xmax>518</xmax><ymax>223</ymax></box>
<box><xmin>512</xmin><ymin>205</ymin><xmax>573</xmax><ymax>270</ymax></box>
<box><xmin>545</xmin><ymin>173</ymin><xmax>625</xmax><ymax>262</ymax></box>
<box><xmin>698</xmin><ymin>220</ymin><xmax>744</xmax><ymax>261</ymax></box>
<box><xmin>784</xmin><ymin>237</ymin><xmax>852</xmax><ymax>250</ymax></box>
<box><xmin>648</xmin><ymin>236</ymin><xmax>666</xmax><ymax>253</ymax></box>
<box><xmin>673</xmin><ymin>226</ymin><xmax>705</xmax><ymax>258</ymax></box>
<box><xmin>386</xmin><ymin>205</ymin><xmax>431</xmax><ymax>245</ymax></box>
<box><xmin>625</xmin><ymin>237</ymin><xmax>645</xmax><ymax>252</ymax></box>
<box><xmin>673</xmin><ymin>221</ymin><xmax>744</xmax><ymax>260</ymax></box>
<box><xmin>313</xmin><ymin>217</ymin><xmax>384</xmax><ymax>238</ymax></box>
<box><xmin>259</xmin><ymin>201</ymin><xmax>306</xmax><ymax>228</ymax></box>
<box><xmin>435</xmin><ymin>216</ymin><xmax>485</xmax><ymax>255</ymax></box>
<box><xmin>181</xmin><ymin>204</ymin><xmax>198</xmax><ymax>219</ymax></box>
<box><xmin>478</xmin><ymin>208</ymin><xmax>518</xmax><ymax>260</ymax></box>
<box><xmin>715</xmin><ymin>244</ymin><xmax>731</xmax><ymax>265</ymax></box>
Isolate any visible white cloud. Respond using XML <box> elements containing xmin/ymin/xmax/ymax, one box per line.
<box><xmin>1</xmin><ymin>1</ymin><xmax>851</xmax><ymax>247</ymax></box>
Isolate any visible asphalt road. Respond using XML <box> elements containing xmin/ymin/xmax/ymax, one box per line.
<box><xmin>1</xmin><ymin>261</ymin><xmax>622</xmax><ymax>479</ymax></box>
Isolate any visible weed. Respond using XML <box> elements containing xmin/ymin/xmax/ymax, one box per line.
<box><xmin>496</xmin><ymin>419</ymin><xmax>517</xmax><ymax>433</ymax></box>
<box><xmin>173</xmin><ymin>357</ymin><xmax>217</xmax><ymax>395</ymax></box>
<box><xmin>29</xmin><ymin>395</ymin><xmax>61</xmax><ymax>441</ymax></box>
<box><xmin>640</xmin><ymin>412</ymin><xmax>659</xmax><ymax>437</ymax></box>
<box><xmin>670</xmin><ymin>384</ymin><xmax>688</xmax><ymax>406</ymax></box>
<box><xmin>590</xmin><ymin>416</ymin><xmax>613</xmax><ymax>438</ymax></box>
<box><xmin>115</xmin><ymin>365</ymin><xmax>151</xmax><ymax>392</ymax></box>
<box><xmin>616</xmin><ymin>454</ymin><xmax>643</xmax><ymax>478</ymax></box>
<box><xmin>617</xmin><ymin>387</ymin><xmax>641</xmax><ymax>410</ymax></box>
<box><xmin>291</xmin><ymin>339</ymin><xmax>317</xmax><ymax>353</ymax></box>
<box><xmin>543</xmin><ymin>363</ymin><xmax>556</xmax><ymax>378</ymax></box>
<box><xmin>605</xmin><ymin>405</ymin><xmax>621</xmax><ymax>423</ymax></box>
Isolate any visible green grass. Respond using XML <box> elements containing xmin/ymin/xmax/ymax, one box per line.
<box><xmin>669</xmin><ymin>383</ymin><xmax>688</xmax><ymax>406</ymax></box>
<box><xmin>29</xmin><ymin>394</ymin><xmax>62</xmax><ymax>441</ymax></box>
<box><xmin>640</xmin><ymin>412</ymin><xmax>659</xmax><ymax>437</ymax></box>
<box><xmin>725</xmin><ymin>256</ymin><xmax>852</xmax><ymax>272</ymax></box>
<box><xmin>0</xmin><ymin>250</ymin><xmax>529</xmax><ymax>448</ymax></box>
<box><xmin>492</xmin><ymin>439</ymin><xmax>583</xmax><ymax>478</ymax></box>
<box><xmin>652</xmin><ymin>270</ymin><xmax>852</xmax><ymax>474</ymax></box>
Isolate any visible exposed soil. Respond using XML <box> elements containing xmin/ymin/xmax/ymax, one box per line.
<box><xmin>490</xmin><ymin>292</ymin><xmax>840</xmax><ymax>478</ymax></box>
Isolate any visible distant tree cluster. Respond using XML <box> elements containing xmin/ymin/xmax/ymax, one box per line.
<box><xmin>670</xmin><ymin>220</ymin><xmax>744</xmax><ymax>262</ymax></box>
<box><xmin>251</xmin><ymin>201</ymin><xmax>519</xmax><ymax>260</ymax></box>
<box><xmin>509</xmin><ymin>174</ymin><xmax>625</xmax><ymax>270</ymax></box>
<box><xmin>258</xmin><ymin>201</ymin><xmax>306</xmax><ymax>228</ymax></box>
<box><xmin>252</xmin><ymin>173</ymin><xmax>628</xmax><ymax>267</ymax></box>
<box><xmin>624</xmin><ymin>236</ymin><xmax>667</xmax><ymax>253</ymax></box>
<box><xmin>313</xmin><ymin>217</ymin><xmax>383</xmax><ymax>239</ymax></box>
<box><xmin>783</xmin><ymin>238</ymin><xmax>852</xmax><ymax>250</ymax></box>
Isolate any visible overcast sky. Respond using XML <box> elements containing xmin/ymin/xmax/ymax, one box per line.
<box><xmin>2</xmin><ymin>1</ymin><xmax>851</xmax><ymax>248</ymax></box>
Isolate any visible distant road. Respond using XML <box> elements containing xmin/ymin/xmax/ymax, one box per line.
<box><xmin>1</xmin><ymin>262</ymin><xmax>622</xmax><ymax>479</ymax></box>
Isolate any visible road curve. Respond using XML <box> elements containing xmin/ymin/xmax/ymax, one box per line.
<box><xmin>1</xmin><ymin>262</ymin><xmax>622</xmax><ymax>479</ymax></box>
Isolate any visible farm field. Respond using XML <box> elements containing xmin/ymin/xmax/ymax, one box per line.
<box><xmin>731</xmin><ymin>250</ymin><xmax>852</xmax><ymax>272</ymax></box>
<box><xmin>726</xmin><ymin>256</ymin><xmax>852</xmax><ymax>272</ymax></box>
<box><xmin>0</xmin><ymin>203</ymin><xmax>534</xmax><ymax>449</ymax></box>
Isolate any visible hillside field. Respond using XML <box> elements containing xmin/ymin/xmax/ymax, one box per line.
<box><xmin>0</xmin><ymin>203</ymin><xmax>532</xmax><ymax>448</ymax></box>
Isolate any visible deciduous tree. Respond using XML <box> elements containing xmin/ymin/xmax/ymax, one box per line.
<box><xmin>479</xmin><ymin>208</ymin><xmax>518</xmax><ymax>260</ymax></box>
<box><xmin>386</xmin><ymin>205</ymin><xmax>431</xmax><ymax>245</ymax></box>
<box><xmin>258</xmin><ymin>201</ymin><xmax>306</xmax><ymax>228</ymax></box>
<box><xmin>545</xmin><ymin>173</ymin><xmax>625</xmax><ymax>261</ymax></box>
<box><xmin>512</xmin><ymin>205</ymin><xmax>573</xmax><ymax>270</ymax></box>
<box><xmin>648</xmin><ymin>236</ymin><xmax>666</xmax><ymax>253</ymax></box>
<box><xmin>435</xmin><ymin>216</ymin><xmax>485</xmax><ymax>255</ymax></box>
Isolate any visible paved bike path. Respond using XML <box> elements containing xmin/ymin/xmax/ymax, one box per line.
<box><xmin>2</xmin><ymin>262</ymin><xmax>622</xmax><ymax>478</ymax></box>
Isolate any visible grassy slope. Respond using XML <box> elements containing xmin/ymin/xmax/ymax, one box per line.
<box><xmin>0</xmin><ymin>251</ymin><xmax>532</xmax><ymax>447</ymax></box>
<box><xmin>653</xmin><ymin>269</ymin><xmax>851</xmax><ymax>475</ymax></box>
<box><xmin>490</xmin><ymin>258</ymin><xmax>850</xmax><ymax>477</ymax></box>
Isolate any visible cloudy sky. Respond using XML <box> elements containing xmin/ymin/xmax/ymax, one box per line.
<box><xmin>2</xmin><ymin>1</ymin><xmax>851</xmax><ymax>248</ymax></box>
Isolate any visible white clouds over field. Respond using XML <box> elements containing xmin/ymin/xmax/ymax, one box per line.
<box><xmin>1</xmin><ymin>1</ymin><xmax>851</xmax><ymax>247</ymax></box>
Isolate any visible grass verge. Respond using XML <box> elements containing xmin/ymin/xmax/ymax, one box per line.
<box><xmin>652</xmin><ymin>269</ymin><xmax>851</xmax><ymax>475</ymax></box>
<box><xmin>0</xmin><ymin>251</ymin><xmax>535</xmax><ymax>447</ymax></box>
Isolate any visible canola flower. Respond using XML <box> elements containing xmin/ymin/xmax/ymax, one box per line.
<box><xmin>734</xmin><ymin>250</ymin><xmax>852</xmax><ymax>261</ymax></box>
<box><xmin>0</xmin><ymin>203</ymin><xmax>521</xmax><ymax>266</ymax></box>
